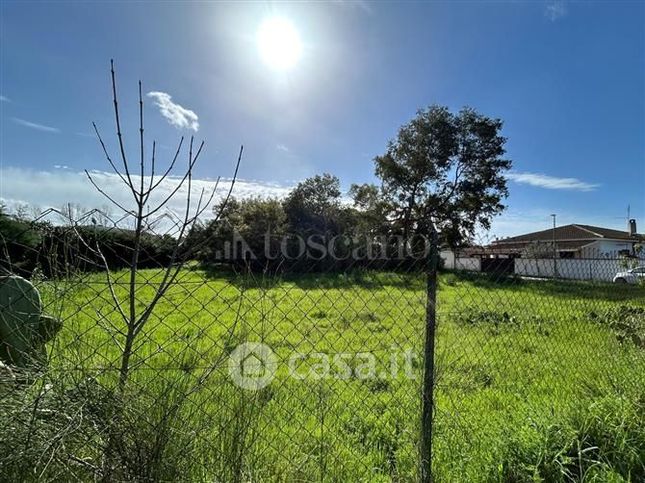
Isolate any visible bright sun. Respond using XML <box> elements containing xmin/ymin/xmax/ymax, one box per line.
<box><xmin>257</xmin><ymin>17</ymin><xmax>302</xmax><ymax>70</ymax></box>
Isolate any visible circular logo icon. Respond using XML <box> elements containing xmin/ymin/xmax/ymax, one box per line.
<box><xmin>228</xmin><ymin>342</ymin><xmax>277</xmax><ymax>390</ymax></box>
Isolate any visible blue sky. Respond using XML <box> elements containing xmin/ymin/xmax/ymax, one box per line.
<box><xmin>1</xmin><ymin>1</ymin><xmax>643</xmax><ymax>238</ymax></box>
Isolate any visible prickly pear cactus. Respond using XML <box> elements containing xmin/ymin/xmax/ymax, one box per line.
<box><xmin>0</xmin><ymin>275</ymin><xmax>61</xmax><ymax>368</ymax></box>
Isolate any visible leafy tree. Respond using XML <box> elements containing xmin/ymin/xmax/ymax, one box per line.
<box><xmin>283</xmin><ymin>174</ymin><xmax>342</xmax><ymax>237</ymax></box>
<box><xmin>348</xmin><ymin>183</ymin><xmax>379</xmax><ymax>211</ymax></box>
<box><xmin>190</xmin><ymin>197</ymin><xmax>287</xmax><ymax>264</ymax></box>
<box><xmin>374</xmin><ymin>105</ymin><xmax>512</xmax><ymax>246</ymax></box>
<box><xmin>348</xmin><ymin>183</ymin><xmax>391</xmax><ymax>235</ymax></box>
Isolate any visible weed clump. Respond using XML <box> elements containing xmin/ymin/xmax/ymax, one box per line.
<box><xmin>494</xmin><ymin>394</ymin><xmax>644</xmax><ymax>482</ymax></box>
<box><xmin>590</xmin><ymin>305</ymin><xmax>645</xmax><ymax>348</ymax></box>
<box><xmin>454</xmin><ymin>308</ymin><xmax>547</xmax><ymax>328</ymax></box>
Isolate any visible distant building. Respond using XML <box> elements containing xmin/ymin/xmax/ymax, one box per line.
<box><xmin>486</xmin><ymin>220</ymin><xmax>643</xmax><ymax>259</ymax></box>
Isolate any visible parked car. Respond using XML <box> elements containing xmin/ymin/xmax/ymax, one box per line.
<box><xmin>613</xmin><ymin>266</ymin><xmax>645</xmax><ymax>284</ymax></box>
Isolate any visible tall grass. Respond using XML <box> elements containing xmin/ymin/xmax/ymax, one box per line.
<box><xmin>0</xmin><ymin>270</ymin><xmax>642</xmax><ymax>481</ymax></box>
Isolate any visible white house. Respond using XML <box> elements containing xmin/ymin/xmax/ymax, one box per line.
<box><xmin>486</xmin><ymin>220</ymin><xmax>643</xmax><ymax>259</ymax></box>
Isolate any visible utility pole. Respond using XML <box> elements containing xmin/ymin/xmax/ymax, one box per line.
<box><xmin>551</xmin><ymin>214</ymin><xmax>557</xmax><ymax>278</ymax></box>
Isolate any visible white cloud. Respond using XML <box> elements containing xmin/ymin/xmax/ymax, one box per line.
<box><xmin>276</xmin><ymin>144</ymin><xmax>290</xmax><ymax>153</ymax></box>
<box><xmin>0</xmin><ymin>95</ymin><xmax>9</xmax><ymax>103</ymax></box>
<box><xmin>75</xmin><ymin>131</ymin><xmax>95</xmax><ymax>138</ymax></box>
<box><xmin>0</xmin><ymin>166</ymin><xmax>292</xmax><ymax>231</ymax></box>
<box><xmin>506</xmin><ymin>172</ymin><xmax>599</xmax><ymax>191</ymax></box>
<box><xmin>147</xmin><ymin>91</ymin><xmax>199</xmax><ymax>131</ymax></box>
<box><xmin>545</xmin><ymin>1</ymin><xmax>567</xmax><ymax>21</ymax></box>
<box><xmin>12</xmin><ymin>117</ymin><xmax>60</xmax><ymax>133</ymax></box>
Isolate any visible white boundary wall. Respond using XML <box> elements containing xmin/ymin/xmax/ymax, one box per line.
<box><xmin>444</xmin><ymin>253</ymin><xmax>644</xmax><ymax>282</ymax></box>
<box><xmin>514</xmin><ymin>258</ymin><xmax>633</xmax><ymax>282</ymax></box>
<box><xmin>439</xmin><ymin>249</ymin><xmax>455</xmax><ymax>270</ymax></box>
<box><xmin>439</xmin><ymin>251</ymin><xmax>481</xmax><ymax>272</ymax></box>
<box><xmin>455</xmin><ymin>257</ymin><xmax>481</xmax><ymax>272</ymax></box>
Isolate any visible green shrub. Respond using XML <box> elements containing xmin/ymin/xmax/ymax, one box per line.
<box><xmin>590</xmin><ymin>306</ymin><xmax>645</xmax><ymax>349</ymax></box>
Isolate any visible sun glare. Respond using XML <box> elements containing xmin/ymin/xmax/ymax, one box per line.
<box><xmin>257</xmin><ymin>17</ymin><xmax>302</xmax><ymax>70</ymax></box>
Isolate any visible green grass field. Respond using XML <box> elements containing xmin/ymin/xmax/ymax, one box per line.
<box><xmin>2</xmin><ymin>268</ymin><xmax>644</xmax><ymax>482</ymax></box>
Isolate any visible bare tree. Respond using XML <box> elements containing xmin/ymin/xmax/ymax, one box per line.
<box><xmin>76</xmin><ymin>61</ymin><xmax>243</xmax><ymax>479</ymax></box>
<box><xmin>85</xmin><ymin>60</ymin><xmax>242</xmax><ymax>390</ymax></box>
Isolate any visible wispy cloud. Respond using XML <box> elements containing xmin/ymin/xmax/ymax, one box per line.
<box><xmin>12</xmin><ymin>117</ymin><xmax>60</xmax><ymax>133</ymax></box>
<box><xmin>276</xmin><ymin>144</ymin><xmax>290</xmax><ymax>153</ymax></box>
<box><xmin>147</xmin><ymin>91</ymin><xmax>199</xmax><ymax>131</ymax></box>
<box><xmin>0</xmin><ymin>166</ymin><xmax>292</xmax><ymax>226</ymax></box>
<box><xmin>545</xmin><ymin>1</ymin><xmax>567</xmax><ymax>21</ymax></box>
<box><xmin>0</xmin><ymin>95</ymin><xmax>10</xmax><ymax>103</ymax></box>
<box><xmin>75</xmin><ymin>131</ymin><xmax>95</xmax><ymax>138</ymax></box>
<box><xmin>506</xmin><ymin>171</ymin><xmax>599</xmax><ymax>191</ymax></box>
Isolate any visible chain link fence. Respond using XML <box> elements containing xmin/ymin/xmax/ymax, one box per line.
<box><xmin>1</xmin><ymin>63</ymin><xmax>643</xmax><ymax>481</ymax></box>
<box><xmin>1</xmin><ymin>208</ymin><xmax>643</xmax><ymax>482</ymax></box>
<box><xmin>433</xmin><ymin>245</ymin><xmax>644</xmax><ymax>481</ymax></box>
<box><xmin>0</xmin><ymin>209</ymin><xmax>431</xmax><ymax>482</ymax></box>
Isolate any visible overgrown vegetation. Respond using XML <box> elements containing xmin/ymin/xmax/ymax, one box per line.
<box><xmin>0</xmin><ymin>206</ymin><xmax>176</xmax><ymax>278</ymax></box>
<box><xmin>1</xmin><ymin>270</ymin><xmax>642</xmax><ymax>481</ymax></box>
<box><xmin>2</xmin><ymin>63</ymin><xmax>641</xmax><ymax>482</ymax></box>
<box><xmin>591</xmin><ymin>305</ymin><xmax>645</xmax><ymax>349</ymax></box>
<box><xmin>182</xmin><ymin>105</ymin><xmax>514</xmax><ymax>271</ymax></box>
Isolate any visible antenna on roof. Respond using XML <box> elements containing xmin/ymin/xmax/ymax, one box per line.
<box><xmin>611</xmin><ymin>205</ymin><xmax>632</xmax><ymax>227</ymax></box>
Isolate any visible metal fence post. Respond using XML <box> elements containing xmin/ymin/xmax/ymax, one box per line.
<box><xmin>420</xmin><ymin>225</ymin><xmax>439</xmax><ymax>483</ymax></box>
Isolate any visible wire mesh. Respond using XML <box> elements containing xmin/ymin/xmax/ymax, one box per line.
<box><xmin>0</xmin><ymin>209</ymin><xmax>643</xmax><ymax>482</ymax></box>
<box><xmin>433</xmin><ymin>239</ymin><xmax>645</xmax><ymax>481</ymax></box>
<box><xmin>0</xmin><ymin>209</ymin><xmax>430</xmax><ymax>481</ymax></box>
